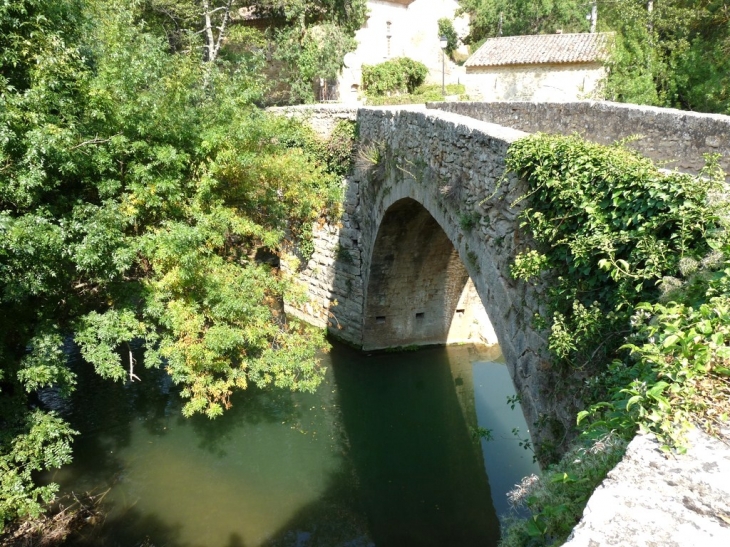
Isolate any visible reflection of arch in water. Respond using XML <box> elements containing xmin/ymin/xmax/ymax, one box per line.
<box><xmin>362</xmin><ymin>198</ymin><xmax>496</xmax><ymax>351</ymax></box>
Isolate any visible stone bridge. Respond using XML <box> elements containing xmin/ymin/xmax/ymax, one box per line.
<box><xmin>279</xmin><ymin>101</ymin><xmax>730</xmax><ymax>449</ymax></box>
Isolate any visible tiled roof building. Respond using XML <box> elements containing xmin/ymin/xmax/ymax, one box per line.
<box><xmin>463</xmin><ymin>32</ymin><xmax>613</xmax><ymax>102</ymax></box>
<box><xmin>465</xmin><ymin>32</ymin><xmax>613</xmax><ymax>68</ymax></box>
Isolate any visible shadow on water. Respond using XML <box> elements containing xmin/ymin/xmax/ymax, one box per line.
<box><xmin>51</xmin><ymin>340</ymin><xmax>509</xmax><ymax>546</ymax></box>
<box><xmin>323</xmin><ymin>342</ymin><xmax>501</xmax><ymax>547</ymax></box>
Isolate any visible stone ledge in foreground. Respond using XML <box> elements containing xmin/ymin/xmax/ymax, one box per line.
<box><xmin>564</xmin><ymin>428</ymin><xmax>730</xmax><ymax>547</ymax></box>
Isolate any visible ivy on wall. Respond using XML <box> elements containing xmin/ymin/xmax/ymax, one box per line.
<box><xmin>500</xmin><ymin>132</ymin><xmax>730</xmax><ymax>545</ymax></box>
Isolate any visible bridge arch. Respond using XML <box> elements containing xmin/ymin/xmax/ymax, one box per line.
<box><xmin>282</xmin><ymin>106</ymin><xmax>572</xmax><ymax>448</ymax></box>
<box><xmin>349</xmin><ymin>107</ymin><xmax>567</xmax><ymax>446</ymax></box>
<box><xmin>362</xmin><ymin>197</ymin><xmax>497</xmax><ymax>350</ymax></box>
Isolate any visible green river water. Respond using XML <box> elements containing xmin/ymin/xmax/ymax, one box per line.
<box><xmin>49</xmin><ymin>341</ymin><xmax>539</xmax><ymax>547</ymax></box>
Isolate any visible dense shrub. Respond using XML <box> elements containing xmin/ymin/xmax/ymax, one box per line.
<box><xmin>361</xmin><ymin>57</ymin><xmax>428</xmax><ymax>96</ymax></box>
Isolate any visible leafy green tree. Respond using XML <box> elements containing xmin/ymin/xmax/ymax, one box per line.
<box><xmin>458</xmin><ymin>0</ymin><xmax>588</xmax><ymax>45</ymax></box>
<box><xmin>601</xmin><ymin>0</ymin><xmax>659</xmax><ymax>105</ymax></box>
<box><xmin>138</xmin><ymin>0</ymin><xmax>368</xmax><ymax>103</ymax></box>
<box><xmin>1</xmin><ymin>0</ymin><xmax>348</xmax><ymax>529</ymax></box>
<box><xmin>603</xmin><ymin>0</ymin><xmax>730</xmax><ymax>113</ymax></box>
<box><xmin>438</xmin><ymin>18</ymin><xmax>459</xmax><ymax>56</ymax></box>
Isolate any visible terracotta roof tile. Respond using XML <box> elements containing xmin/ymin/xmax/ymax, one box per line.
<box><xmin>465</xmin><ymin>32</ymin><xmax>613</xmax><ymax>68</ymax></box>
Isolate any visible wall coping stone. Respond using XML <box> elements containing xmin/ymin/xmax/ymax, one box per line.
<box><xmin>427</xmin><ymin>100</ymin><xmax>730</xmax><ymax>178</ymax></box>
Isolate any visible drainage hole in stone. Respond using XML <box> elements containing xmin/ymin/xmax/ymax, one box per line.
<box><xmin>375</xmin><ymin>316</ymin><xmax>386</xmax><ymax>324</ymax></box>
<box><xmin>456</xmin><ymin>309</ymin><xmax>465</xmax><ymax>317</ymax></box>
<box><xmin>415</xmin><ymin>312</ymin><xmax>425</xmax><ymax>320</ymax></box>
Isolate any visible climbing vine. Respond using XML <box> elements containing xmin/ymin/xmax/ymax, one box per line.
<box><xmin>509</xmin><ymin>134</ymin><xmax>719</xmax><ymax>369</ymax></box>
<box><xmin>500</xmin><ymin>132</ymin><xmax>730</xmax><ymax>546</ymax></box>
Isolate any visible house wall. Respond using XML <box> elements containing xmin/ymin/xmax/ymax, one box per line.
<box><xmin>338</xmin><ymin>0</ymin><xmax>468</xmax><ymax>103</ymax></box>
<box><xmin>463</xmin><ymin>62</ymin><xmax>606</xmax><ymax>102</ymax></box>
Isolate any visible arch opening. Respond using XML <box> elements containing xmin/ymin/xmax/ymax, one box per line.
<box><xmin>363</xmin><ymin>198</ymin><xmax>497</xmax><ymax>351</ymax></box>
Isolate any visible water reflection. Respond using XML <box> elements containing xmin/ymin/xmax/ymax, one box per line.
<box><xmin>473</xmin><ymin>361</ymin><xmax>541</xmax><ymax>516</ymax></box>
<box><xmin>48</xmin><ymin>341</ymin><xmax>537</xmax><ymax>546</ymax></box>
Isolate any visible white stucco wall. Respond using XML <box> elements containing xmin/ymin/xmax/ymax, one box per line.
<box><xmin>463</xmin><ymin>63</ymin><xmax>607</xmax><ymax>102</ymax></box>
<box><xmin>338</xmin><ymin>0</ymin><xmax>468</xmax><ymax>103</ymax></box>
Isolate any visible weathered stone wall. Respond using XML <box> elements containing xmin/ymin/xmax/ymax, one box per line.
<box><xmin>428</xmin><ymin>101</ymin><xmax>730</xmax><ymax>177</ymax></box>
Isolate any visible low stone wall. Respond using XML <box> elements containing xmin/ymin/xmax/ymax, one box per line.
<box><xmin>427</xmin><ymin>101</ymin><xmax>730</xmax><ymax>177</ymax></box>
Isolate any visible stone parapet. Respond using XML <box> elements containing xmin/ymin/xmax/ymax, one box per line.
<box><xmin>428</xmin><ymin>101</ymin><xmax>730</xmax><ymax>178</ymax></box>
<box><xmin>267</xmin><ymin>104</ymin><xmax>357</xmax><ymax>139</ymax></box>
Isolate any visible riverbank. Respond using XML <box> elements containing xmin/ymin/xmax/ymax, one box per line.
<box><xmin>1</xmin><ymin>491</ymin><xmax>105</xmax><ymax>547</ymax></box>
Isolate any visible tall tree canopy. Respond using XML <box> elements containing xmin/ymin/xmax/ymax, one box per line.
<box><xmin>0</xmin><ymin>0</ymin><xmax>354</xmax><ymax>528</ymax></box>
<box><xmin>138</xmin><ymin>0</ymin><xmax>367</xmax><ymax>102</ymax></box>
<box><xmin>457</xmin><ymin>0</ymin><xmax>588</xmax><ymax>45</ymax></box>
<box><xmin>603</xmin><ymin>0</ymin><xmax>730</xmax><ymax>113</ymax></box>
<box><xmin>458</xmin><ymin>0</ymin><xmax>730</xmax><ymax>114</ymax></box>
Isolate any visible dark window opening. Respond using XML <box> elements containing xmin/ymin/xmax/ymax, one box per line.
<box><xmin>415</xmin><ymin>312</ymin><xmax>425</xmax><ymax>319</ymax></box>
<box><xmin>456</xmin><ymin>309</ymin><xmax>465</xmax><ymax>316</ymax></box>
<box><xmin>376</xmin><ymin>316</ymin><xmax>386</xmax><ymax>324</ymax></box>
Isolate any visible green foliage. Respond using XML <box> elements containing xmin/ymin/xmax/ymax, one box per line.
<box><xmin>457</xmin><ymin>0</ymin><xmax>587</xmax><ymax>45</ymax></box>
<box><xmin>579</xmin><ymin>275</ymin><xmax>730</xmax><ymax>451</ymax></box>
<box><xmin>325</xmin><ymin>120</ymin><xmax>357</xmax><ymax>178</ymax></box>
<box><xmin>255</xmin><ymin>0</ymin><xmax>367</xmax><ymax>103</ymax></box>
<box><xmin>500</xmin><ymin>433</ymin><xmax>627</xmax><ymax>547</ymax></box>
<box><xmin>601</xmin><ymin>1</ymin><xmax>660</xmax><ymax>106</ymax></box>
<box><xmin>508</xmin><ymin>134</ymin><xmax>721</xmax><ymax>371</ymax></box>
<box><xmin>361</xmin><ymin>57</ymin><xmax>429</xmax><ymax>97</ymax></box>
<box><xmin>459</xmin><ymin>211</ymin><xmax>481</xmax><ymax>231</ymax></box>
<box><xmin>437</xmin><ymin>18</ymin><xmax>459</xmax><ymax>56</ymax></box>
<box><xmin>0</xmin><ymin>0</ymin><xmax>344</xmax><ymax>528</ymax></box>
<box><xmin>601</xmin><ymin>0</ymin><xmax>730</xmax><ymax>113</ymax></box>
<box><xmin>0</xmin><ymin>411</ymin><xmax>77</xmax><ymax>528</ymax></box>
<box><xmin>129</xmin><ymin>1</ymin><xmax>367</xmax><ymax>104</ymax></box>
<box><xmin>501</xmin><ymin>132</ymin><xmax>730</xmax><ymax>547</ymax></box>
<box><xmin>274</xmin><ymin>22</ymin><xmax>358</xmax><ymax>103</ymax></box>
<box><xmin>365</xmin><ymin>83</ymin><xmax>466</xmax><ymax>106</ymax></box>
